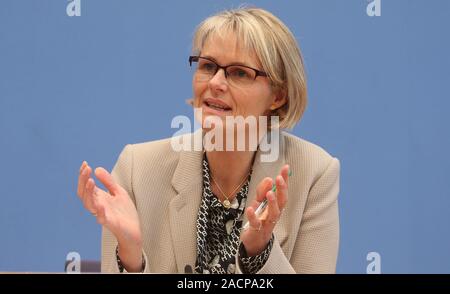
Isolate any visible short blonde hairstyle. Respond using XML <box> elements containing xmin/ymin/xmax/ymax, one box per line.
<box><xmin>192</xmin><ymin>7</ymin><xmax>307</xmax><ymax>129</ymax></box>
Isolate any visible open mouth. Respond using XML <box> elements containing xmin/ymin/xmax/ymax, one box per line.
<box><xmin>204</xmin><ymin>101</ymin><xmax>232</xmax><ymax>112</ymax></box>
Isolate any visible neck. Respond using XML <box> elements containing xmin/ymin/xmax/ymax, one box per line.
<box><xmin>206</xmin><ymin>150</ymin><xmax>256</xmax><ymax>200</ymax></box>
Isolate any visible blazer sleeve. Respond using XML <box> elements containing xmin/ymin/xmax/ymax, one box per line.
<box><xmin>289</xmin><ymin>157</ymin><xmax>340</xmax><ymax>273</ymax></box>
<box><xmin>100</xmin><ymin>144</ymin><xmax>151</xmax><ymax>273</ymax></box>
<box><xmin>236</xmin><ymin>157</ymin><xmax>340</xmax><ymax>274</ymax></box>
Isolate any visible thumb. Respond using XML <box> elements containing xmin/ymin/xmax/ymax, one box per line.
<box><xmin>95</xmin><ymin>167</ymin><xmax>118</xmax><ymax>195</ymax></box>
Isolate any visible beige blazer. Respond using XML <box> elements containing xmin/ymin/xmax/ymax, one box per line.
<box><xmin>101</xmin><ymin>131</ymin><xmax>340</xmax><ymax>273</ymax></box>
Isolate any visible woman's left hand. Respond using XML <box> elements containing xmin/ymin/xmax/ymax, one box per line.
<box><xmin>240</xmin><ymin>164</ymin><xmax>290</xmax><ymax>256</ymax></box>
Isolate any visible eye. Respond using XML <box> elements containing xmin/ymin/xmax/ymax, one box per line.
<box><xmin>198</xmin><ymin>60</ymin><xmax>217</xmax><ymax>73</ymax></box>
<box><xmin>228</xmin><ymin>67</ymin><xmax>252</xmax><ymax>79</ymax></box>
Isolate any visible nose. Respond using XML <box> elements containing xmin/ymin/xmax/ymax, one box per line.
<box><xmin>208</xmin><ymin>68</ymin><xmax>228</xmax><ymax>93</ymax></box>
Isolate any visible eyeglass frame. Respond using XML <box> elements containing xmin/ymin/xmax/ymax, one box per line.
<box><xmin>188</xmin><ymin>55</ymin><xmax>268</xmax><ymax>83</ymax></box>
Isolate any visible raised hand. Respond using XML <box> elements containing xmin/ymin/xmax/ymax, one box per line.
<box><xmin>240</xmin><ymin>164</ymin><xmax>289</xmax><ymax>256</ymax></box>
<box><xmin>77</xmin><ymin>161</ymin><xmax>143</xmax><ymax>272</ymax></box>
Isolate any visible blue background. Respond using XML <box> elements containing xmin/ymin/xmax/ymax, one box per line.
<box><xmin>1</xmin><ymin>0</ymin><xmax>449</xmax><ymax>273</ymax></box>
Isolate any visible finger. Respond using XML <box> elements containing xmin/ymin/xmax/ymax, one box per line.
<box><xmin>77</xmin><ymin>163</ymin><xmax>87</xmax><ymax>196</ymax></box>
<box><xmin>245</xmin><ymin>206</ymin><xmax>262</xmax><ymax>231</ymax></box>
<box><xmin>266</xmin><ymin>190</ymin><xmax>280</xmax><ymax>225</ymax></box>
<box><xmin>79</xmin><ymin>161</ymin><xmax>87</xmax><ymax>174</ymax></box>
<box><xmin>95</xmin><ymin>167</ymin><xmax>119</xmax><ymax>196</ymax></box>
<box><xmin>281</xmin><ymin>164</ymin><xmax>290</xmax><ymax>185</ymax></box>
<box><xmin>77</xmin><ymin>165</ymin><xmax>91</xmax><ymax>198</ymax></box>
<box><xmin>275</xmin><ymin>174</ymin><xmax>288</xmax><ymax>210</ymax></box>
<box><xmin>252</xmin><ymin>177</ymin><xmax>273</xmax><ymax>209</ymax></box>
<box><xmin>83</xmin><ymin>178</ymin><xmax>96</xmax><ymax>212</ymax></box>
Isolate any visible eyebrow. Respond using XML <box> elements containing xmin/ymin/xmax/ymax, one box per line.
<box><xmin>201</xmin><ymin>55</ymin><xmax>256</xmax><ymax>69</ymax></box>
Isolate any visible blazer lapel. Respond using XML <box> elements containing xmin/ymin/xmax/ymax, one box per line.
<box><xmin>169</xmin><ymin>142</ymin><xmax>203</xmax><ymax>273</ymax></box>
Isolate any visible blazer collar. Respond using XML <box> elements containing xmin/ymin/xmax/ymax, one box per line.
<box><xmin>169</xmin><ymin>130</ymin><xmax>285</xmax><ymax>272</ymax></box>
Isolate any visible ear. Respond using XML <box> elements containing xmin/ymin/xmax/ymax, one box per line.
<box><xmin>269</xmin><ymin>89</ymin><xmax>287</xmax><ymax>111</ymax></box>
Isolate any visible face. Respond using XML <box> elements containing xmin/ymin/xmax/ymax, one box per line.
<box><xmin>192</xmin><ymin>32</ymin><xmax>285</xmax><ymax>131</ymax></box>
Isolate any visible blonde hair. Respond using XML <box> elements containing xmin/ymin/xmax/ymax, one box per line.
<box><xmin>191</xmin><ymin>7</ymin><xmax>307</xmax><ymax>129</ymax></box>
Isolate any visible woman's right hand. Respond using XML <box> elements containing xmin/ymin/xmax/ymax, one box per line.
<box><xmin>77</xmin><ymin>161</ymin><xmax>143</xmax><ymax>272</ymax></box>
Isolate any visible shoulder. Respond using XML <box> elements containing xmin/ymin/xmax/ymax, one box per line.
<box><xmin>282</xmin><ymin>131</ymin><xmax>335</xmax><ymax>160</ymax></box>
<box><xmin>115</xmin><ymin>135</ymin><xmax>186</xmax><ymax>175</ymax></box>
<box><xmin>281</xmin><ymin>131</ymin><xmax>340</xmax><ymax>179</ymax></box>
<box><xmin>130</xmin><ymin>136</ymin><xmax>180</xmax><ymax>159</ymax></box>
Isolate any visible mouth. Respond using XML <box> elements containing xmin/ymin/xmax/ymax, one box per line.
<box><xmin>203</xmin><ymin>98</ymin><xmax>232</xmax><ymax>113</ymax></box>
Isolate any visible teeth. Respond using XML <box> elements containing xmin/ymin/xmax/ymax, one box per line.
<box><xmin>208</xmin><ymin>102</ymin><xmax>230</xmax><ymax>110</ymax></box>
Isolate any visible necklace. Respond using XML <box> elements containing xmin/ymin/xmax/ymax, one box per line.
<box><xmin>210</xmin><ymin>171</ymin><xmax>251</xmax><ymax>209</ymax></box>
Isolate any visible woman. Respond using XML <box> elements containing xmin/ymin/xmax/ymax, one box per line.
<box><xmin>77</xmin><ymin>7</ymin><xmax>340</xmax><ymax>274</ymax></box>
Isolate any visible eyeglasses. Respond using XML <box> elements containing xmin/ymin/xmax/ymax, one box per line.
<box><xmin>189</xmin><ymin>56</ymin><xmax>268</xmax><ymax>87</ymax></box>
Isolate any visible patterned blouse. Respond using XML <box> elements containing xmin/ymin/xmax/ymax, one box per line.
<box><xmin>194</xmin><ymin>154</ymin><xmax>273</xmax><ymax>274</ymax></box>
<box><xmin>116</xmin><ymin>154</ymin><xmax>273</xmax><ymax>273</ymax></box>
